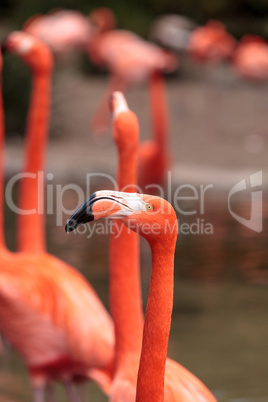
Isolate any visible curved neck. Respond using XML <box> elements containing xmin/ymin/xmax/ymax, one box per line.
<box><xmin>109</xmin><ymin>137</ymin><xmax>144</xmax><ymax>371</ymax></box>
<box><xmin>136</xmin><ymin>238</ymin><xmax>176</xmax><ymax>402</ymax></box>
<box><xmin>0</xmin><ymin>76</ymin><xmax>7</xmax><ymax>252</ymax></box>
<box><xmin>149</xmin><ymin>71</ymin><xmax>169</xmax><ymax>150</ymax></box>
<box><xmin>17</xmin><ymin>71</ymin><xmax>51</xmax><ymax>253</ymax></box>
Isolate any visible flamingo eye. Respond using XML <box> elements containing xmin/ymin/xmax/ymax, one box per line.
<box><xmin>146</xmin><ymin>203</ymin><xmax>153</xmax><ymax>211</ymax></box>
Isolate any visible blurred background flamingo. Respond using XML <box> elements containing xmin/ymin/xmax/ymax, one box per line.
<box><xmin>188</xmin><ymin>20</ymin><xmax>236</xmax><ymax>64</ymax></box>
<box><xmin>232</xmin><ymin>35</ymin><xmax>268</xmax><ymax>81</ymax></box>
<box><xmin>87</xmin><ymin>8</ymin><xmax>178</xmax><ymax>138</ymax></box>
<box><xmin>23</xmin><ymin>9</ymin><xmax>92</xmax><ymax>58</ymax></box>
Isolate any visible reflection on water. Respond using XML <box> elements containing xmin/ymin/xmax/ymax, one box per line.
<box><xmin>0</xmin><ymin>189</ymin><xmax>267</xmax><ymax>401</ymax></box>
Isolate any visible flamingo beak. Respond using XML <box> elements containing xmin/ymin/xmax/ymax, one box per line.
<box><xmin>109</xmin><ymin>91</ymin><xmax>129</xmax><ymax>118</ymax></box>
<box><xmin>65</xmin><ymin>190</ymin><xmax>145</xmax><ymax>233</ymax></box>
<box><xmin>65</xmin><ymin>192</ymin><xmax>96</xmax><ymax>232</ymax></box>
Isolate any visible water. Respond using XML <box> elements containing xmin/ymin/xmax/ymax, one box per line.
<box><xmin>0</xmin><ymin>188</ymin><xmax>267</xmax><ymax>401</ymax></box>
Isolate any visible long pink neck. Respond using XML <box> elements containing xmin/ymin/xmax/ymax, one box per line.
<box><xmin>109</xmin><ymin>145</ymin><xmax>144</xmax><ymax>371</ymax></box>
<box><xmin>149</xmin><ymin>70</ymin><xmax>169</xmax><ymax>150</ymax></box>
<box><xmin>0</xmin><ymin>66</ymin><xmax>7</xmax><ymax>252</ymax></box>
<box><xmin>17</xmin><ymin>71</ymin><xmax>51</xmax><ymax>253</ymax></box>
<box><xmin>136</xmin><ymin>238</ymin><xmax>176</xmax><ymax>402</ymax></box>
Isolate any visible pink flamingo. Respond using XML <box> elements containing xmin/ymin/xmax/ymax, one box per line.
<box><xmin>188</xmin><ymin>20</ymin><xmax>236</xmax><ymax>64</ymax></box>
<box><xmin>66</xmin><ymin>189</ymin><xmax>217</xmax><ymax>401</ymax></box>
<box><xmin>1</xmin><ymin>32</ymin><xmax>114</xmax><ymax>401</ymax></box>
<box><xmin>87</xmin><ymin>7</ymin><xmax>178</xmax><ymax>142</ymax></box>
<box><xmin>88</xmin><ymin>9</ymin><xmax>176</xmax><ymax>190</ymax></box>
<box><xmin>232</xmin><ymin>35</ymin><xmax>268</xmax><ymax>81</ymax></box>
<box><xmin>23</xmin><ymin>9</ymin><xmax>92</xmax><ymax>55</ymax></box>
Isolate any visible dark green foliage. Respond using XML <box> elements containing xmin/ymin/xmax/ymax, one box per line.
<box><xmin>0</xmin><ymin>0</ymin><xmax>268</xmax><ymax>38</ymax></box>
<box><xmin>2</xmin><ymin>53</ymin><xmax>31</xmax><ymax>138</ymax></box>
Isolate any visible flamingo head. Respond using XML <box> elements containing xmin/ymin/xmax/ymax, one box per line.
<box><xmin>109</xmin><ymin>92</ymin><xmax>139</xmax><ymax>155</ymax></box>
<box><xmin>1</xmin><ymin>31</ymin><xmax>53</xmax><ymax>73</ymax></box>
<box><xmin>89</xmin><ymin>7</ymin><xmax>116</xmax><ymax>33</ymax></box>
<box><xmin>65</xmin><ymin>190</ymin><xmax>177</xmax><ymax>243</ymax></box>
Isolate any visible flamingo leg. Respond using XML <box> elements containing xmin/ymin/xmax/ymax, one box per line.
<box><xmin>148</xmin><ymin>70</ymin><xmax>169</xmax><ymax>149</ymax></box>
<box><xmin>64</xmin><ymin>381</ymin><xmax>82</xmax><ymax>402</ymax></box>
<box><xmin>0</xmin><ymin>333</ymin><xmax>3</xmax><ymax>354</ymax></box>
<box><xmin>76</xmin><ymin>382</ymin><xmax>88</xmax><ymax>402</ymax></box>
<box><xmin>46</xmin><ymin>382</ymin><xmax>56</xmax><ymax>402</ymax></box>
<box><xmin>91</xmin><ymin>74</ymin><xmax>127</xmax><ymax>137</ymax></box>
<box><xmin>33</xmin><ymin>386</ymin><xmax>45</xmax><ymax>402</ymax></box>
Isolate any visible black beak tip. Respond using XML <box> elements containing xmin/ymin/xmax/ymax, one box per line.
<box><xmin>65</xmin><ymin>219</ymin><xmax>77</xmax><ymax>233</ymax></box>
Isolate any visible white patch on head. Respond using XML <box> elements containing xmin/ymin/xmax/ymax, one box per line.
<box><xmin>115</xmin><ymin>192</ymin><xmax>147</xmax><ymax>217</ymax></box>
<box><xmin>97</xmin><ymin>190</ymin><xmax>147</xmax><ymax>219</ymax></box>
<box><xmin>112</xmin><ymin>92</ymin><xmax>129</xmax><ymax>119</ymax></box>
<box><xmin>17</xmin><ymin>36</ymin><xmax>34</xmax><ymax>55</ymax></box>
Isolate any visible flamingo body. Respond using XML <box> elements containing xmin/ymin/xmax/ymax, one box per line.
<box><xmin>164</xmin><ymin>358</ymin><xmax>216</xmax><ymax>401</ymax></box>
<box><xmin>0</xmin><ymin>251</ymin><xmax>114</xmax><ymax>389</ymax></box>
<box><xmin>89</xmin><ymin>29</ymin><xmax>177</xmax><ymax>83</ymax></box>
<box><xmin>23</xmin><ymin>9</ymin><xmax>92</xmax><ymax>54</ymax></box>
